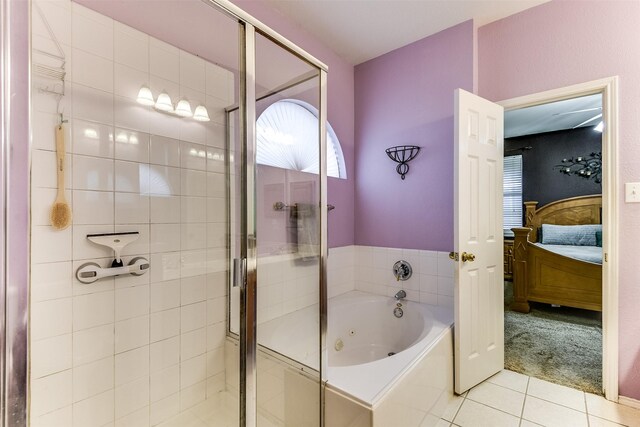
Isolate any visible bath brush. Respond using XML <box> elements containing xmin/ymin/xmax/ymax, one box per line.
<box><xmin>50</xmin><ymin>125</ymin><xmax>72</xmax><ymax>230</ymax></box>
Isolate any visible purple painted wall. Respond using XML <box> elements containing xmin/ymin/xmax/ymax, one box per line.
<box><xmin>75</xmin><ymin>0</ymin><xmax>356</xmax><ymax>249</ymax></box>
<box><xmin>353</xmin><ymin>20</ymin><xmax>475</xmax><ymax>252</ymax></box>
<box><xmin>232</xmin><ymin>0</ymin><xmax>355</xmax><ymax>249</ymax></box>
<box><xmin>478</xmin><ymin>0</ymin><xmax>640</xmax><ymax>399</ymax></box>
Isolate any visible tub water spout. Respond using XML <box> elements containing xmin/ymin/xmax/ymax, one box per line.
<box><xmin>394</xmin><ymin>290</ymin><xmax>406</xmax><ymax>301</ymax></box>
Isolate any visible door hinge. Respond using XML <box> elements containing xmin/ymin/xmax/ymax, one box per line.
<box><xmin>604</xmin><ymin>253</ymin><xmax>608</xmax><ymax>262</ymax></box>
<box><xmin>233</xmin><ymin>258</ymin><xmax>247</xmax><ymax>288</ymax></box>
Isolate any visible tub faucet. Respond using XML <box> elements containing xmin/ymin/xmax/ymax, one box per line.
<box><xmin>394</xmin><ymin>290</ymin><xmax>406</xmax><ymax>301</ymax></box>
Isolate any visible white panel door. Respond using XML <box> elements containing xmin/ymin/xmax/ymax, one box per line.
<box><xmin>454</xmin><ymin>89</ymin><xmax>504</xmax><ymax>394</ymax></box>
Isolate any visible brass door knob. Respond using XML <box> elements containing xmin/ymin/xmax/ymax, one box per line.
<box><xmin>461</xmin><ymin>252</ymin><xmax>476</xmax><ymax>262</ymax></box>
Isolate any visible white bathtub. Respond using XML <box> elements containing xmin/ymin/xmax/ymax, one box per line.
<box><xmin>327</xmin><ymin>291</ymin><xmax>453</xmax><ymax>405</ymax></box>
<box><xmin>257</xmin><ymin>290</ymin><xmax>454</xmax><ymax>406</ymax></box>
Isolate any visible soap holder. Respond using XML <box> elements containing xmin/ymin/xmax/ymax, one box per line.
<box><xmin>76</xmin><ymin>232</ymin><xmax>150</xmax><ymax>284</ymax></box>
<box><xmin>87</xmin><ymin>232</ymin><xmax>139</xmax><ymax>267</ymax></box>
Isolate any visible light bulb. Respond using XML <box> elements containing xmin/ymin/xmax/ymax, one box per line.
<box><xmin>136</xmin><ymin>86</ymin><xmax>155</xmax><ymax>106</ymax></box>
<box><xmin>155</xmin><ymin>91</ymin><xmax>174</xmax><ymax>112</ymax></box>
<box><xmin>193</xmin><ymin>105</ymin><xmax>210</xmax><ymax>122</ymax></box>
<box><xmin>175</xmin><ymin>99</ymin><xmax>193</xmax><ymax>118</ymax></box>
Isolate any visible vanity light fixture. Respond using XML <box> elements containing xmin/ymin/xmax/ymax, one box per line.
<box><xmin>175</xmin><ymin>99</ymin><xmax>193</xmax><ymax>118</ymax></box>
<box><xmin>136</xmin><ymin>87</ymin><xmax>210</xmax><ymax>122</ymax></box>
<box><xmin>154</xmin><ymin>91</ymin><xmax>174</xmax><ymax>112</ymax></box>
<box><xmin>136</xmin><ymin>85</ymin><xmax>155</xmax><ymax>106</ymax></box>
<box><xmin>193</xmin><ymin>105</ymin><xmax>211</xmax><ymax>122</ymax></box>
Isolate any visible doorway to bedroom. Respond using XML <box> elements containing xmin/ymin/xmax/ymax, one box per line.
<box><xmin>502</xmin><ymin>92</ymin><xmax>604</xmax><ymax>395</ymax></box>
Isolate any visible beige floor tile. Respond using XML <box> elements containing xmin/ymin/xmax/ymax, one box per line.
<box><xmin>585</xmin><ymin>393</ymin><xmax>640</xmax><ymax>427</ymax></box>
<box><xmin>527</xmin><ymin>377</ymin><xmax>585</xmax><ymax>411</ymax></box>
<box><xmin>189</xmin><ymin>393</ymin><xmax>230</xmax><ymax>421</ymax></box>
<box><xmin>419</xmin><ymin>414</ymin><xmax>450</xmax><ymax>427</ymax></box>
<box><xmin>453</xmin><ymin>399</ymin><xmax>520</xmax><ymax>427</ymax></box>
<box><xmin>441</xmin><ymin>393</ymin><xmax>466</xmax><ymax>422</ymax></box>
<box><xmin>467</xmin><ymin>382</ymin><xmax>525</xmax><ymax>416</ymax></box>
<box><xmin>588</xmin><ymin>415</ymin><xmax>627</xmax><ymax>427</ymax></box>
<box><xmin>522</xmin><ymin>396</ymin><xmax>587</xmax><ymax>427</ymax></box>
<box><xmin>486</xmin><ymin>370</ymin><xmax>529</xmax><ymax>393</ymax></box>
<box><xmin>520</xmin><ymin>420</ymin><xmax>543</xmax><ymax>426</ymax></box>
<box><xmin>158</xmin><ymin>410</ymin><xmax>208</xmax><ymax>427</ymax></box>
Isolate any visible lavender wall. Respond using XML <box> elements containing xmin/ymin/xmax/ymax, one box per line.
<box><xmin>230</xmin><ymin>0</ymin><xmax>356</xmax><ymax>249</ymax></box>
<box><xmin>478</xmin><ymin>0</ymin><xmax>640</xmax><ymax>400</ymax></box>
<box><xmin>75</xmin><ymin>0</ymin><xmax>356</xmax><ymax>248</ymax></box>
<box><xmin>354</xmin><ymin>20</ymin><xmax>475</xmax><ymax>252</ymax></box>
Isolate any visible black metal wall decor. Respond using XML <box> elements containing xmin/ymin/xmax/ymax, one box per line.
<box><xmin>385</xmin><ymin>145</ymin><xmax>420</xmax><ymax>180</ymax></box>
<box><xmin>554</xmin><ymin>151</ymin><xmax>602</xmax><ymax>183</ymax></box>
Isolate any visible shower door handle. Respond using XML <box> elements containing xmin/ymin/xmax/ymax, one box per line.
<box><xmin>233</xmin><ymin>258</ymin><xmax>247</xmax><ymax>288</ymax></box>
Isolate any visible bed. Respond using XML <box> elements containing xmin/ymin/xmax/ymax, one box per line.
<box><xmin>510</xmin><ymin>195</ymin><xmax>602</xmax><ymax>313</ymax></box>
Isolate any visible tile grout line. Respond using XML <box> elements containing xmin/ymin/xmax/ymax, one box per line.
<box><xmin>585</xmin><ymin>391</ymin><xmax>591</xmax><ymax>427</ymax></box>
<box><xmin>518</xmin><ymin>375</ymin><xmax>531</xmax><ymax>426</ymax></box>
<box><xmin>448</xmin><ymin>392</ymin><xmax>466</xmax><ymax>425</ymax></box>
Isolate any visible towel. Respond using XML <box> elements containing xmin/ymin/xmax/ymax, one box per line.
<box><xmin>293</xmin><ymin>203</ymin><xmax>318</xmax><ymax>261</ymax></box>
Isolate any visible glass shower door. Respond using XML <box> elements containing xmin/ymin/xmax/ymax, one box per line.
<box><xmin>229</xmin><ymin>27</ymin><xmax>328</xmax><ymax>427</ymax></box>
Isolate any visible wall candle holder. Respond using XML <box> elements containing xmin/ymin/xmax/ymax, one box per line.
<box><xmin>554</xmin><ymin>151</ymin><xmax>602</xmax><ymax>183</ymax></box>
<box><xmin>385</xmin><ymin>145</ymin><xmax>420</xmax><ymax>180</ymax></box>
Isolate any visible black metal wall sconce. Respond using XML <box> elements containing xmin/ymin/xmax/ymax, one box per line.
<box><xmin>385</xmin><ymin>145</ymin><xmax>420</xmax><ymax>180</ymax></box>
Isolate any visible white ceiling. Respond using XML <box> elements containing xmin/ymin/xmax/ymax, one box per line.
<box><xmin>263</xmin><ymin>0</ymin><xmax>550</xmax><ymax>65</ymax></box>
<box><xmin>504</xmin><ymin>94</ymin><xmax>603</xmax><ymax>139</ymax></box>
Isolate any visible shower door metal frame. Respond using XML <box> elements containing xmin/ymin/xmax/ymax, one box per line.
<box><xmin>1</xmin><ymin>0</ymin><xmax>30</xmax><ymax>425</ymax></box>
<box><xmin>238</xmin><ymin>21</ymin><xmax>258</xmax><ymax>427</ymax></box>
<box><xmin>213</xmin><ymin>0</ymin><xmax>329</xmax><ymax>424</ymax></box>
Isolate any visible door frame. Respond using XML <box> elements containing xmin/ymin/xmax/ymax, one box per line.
<box><xmin>498</xmin><ymin>76</ymin><xmax>619</xmax><ymax>401</ymax></box>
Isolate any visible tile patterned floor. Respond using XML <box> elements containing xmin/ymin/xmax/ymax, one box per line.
<box><xmin>158</xmin><ymin>370</ymin><xmax>640</xmax><ymax>427</ymax></box>
<box><xmin>442</xmin><ymin>370</ymin><xmax>640</xmax><ymax>427</ymax></box>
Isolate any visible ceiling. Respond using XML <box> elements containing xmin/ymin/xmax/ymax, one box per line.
<box><xmin>263</xmin><ymin>0</ymin><xmax>550</xmax><ymax>65</ymax></box>
<box><xmin>504</xmin><ymin>94</ymin><xmax>603</xmax><ymax>139</ymax></box>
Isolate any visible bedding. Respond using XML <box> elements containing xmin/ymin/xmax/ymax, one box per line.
<box><xmin>533</xmin><ymin>243</ymin><xmax>602</xmax><ymax>264</ymax></box>
<box><xmin>540</xmin><ymin>224</ymin><xmax>602</xmax><ymax>246</ymax></box>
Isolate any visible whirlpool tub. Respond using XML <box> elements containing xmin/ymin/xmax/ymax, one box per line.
<box><xmin>327</xmin><ymin>291</ymin><xmax>454</xmax><ymax>404</ymax></box>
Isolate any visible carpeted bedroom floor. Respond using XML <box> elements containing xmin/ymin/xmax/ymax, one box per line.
<box><xmin>504</xmin><ymin>281</ymin><xmax>603</xmax><ymax>395</ymax></box>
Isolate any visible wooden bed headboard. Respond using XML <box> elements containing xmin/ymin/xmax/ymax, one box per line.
<box><xmin>524</xmin><ymin>194</ymin><xmax>602</xmax><ymax>242</ymax></box>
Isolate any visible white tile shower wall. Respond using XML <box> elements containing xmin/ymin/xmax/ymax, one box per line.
<box><xmin>327</xmin><ymin>246</ymin><xmax>356</xmax><ymax>298</ymax></box>
<box><xmin>256</xmin><ymin>253</ymin><xmax>320</xmax><ymax>325</ymax></box>
<box><xmin>354</xmin><ymin>246</ymin><xmax>454</xmax><ymax>308</ymax></box>
<box><xmin>30</xmin><ymin>2</ymin><xmax>233</xmax><ymax>426</ymax></box>
<box><xmin>255</xmin><ymin>246</ymin><xmax>356</xmax><ymax>325</ymax></box>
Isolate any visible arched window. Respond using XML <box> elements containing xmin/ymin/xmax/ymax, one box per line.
<box><xmin>256</xmin><ymin>100</ymin><xmax>347</xmax><ymax>179</ymax></box>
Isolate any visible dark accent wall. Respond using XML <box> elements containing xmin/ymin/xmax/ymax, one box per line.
<box><xmin>505</xmin><ymin>126</ymin><xmax>602</xmax><ymax>208</ymax></box>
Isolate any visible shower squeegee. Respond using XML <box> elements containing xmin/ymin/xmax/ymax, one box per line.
<box><xmin>87</xmin><ymin>232</ymin><xmax>140</xmax><ymax>267</ymax></box>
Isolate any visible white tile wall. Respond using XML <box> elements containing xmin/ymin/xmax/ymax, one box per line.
<box><xmin>250</xmin><ymin>243</ymin><xmax>453</xmax><ymax>329</ymax></box>
<box><xmin>30</xmin><ymin>1</ymin><xmax>234</xmax><ymax>426</ymax></box>
<box><xmin>353</xmin><ymin>245</ymin><xmax>454</xmax><ymax>308</ymax></box>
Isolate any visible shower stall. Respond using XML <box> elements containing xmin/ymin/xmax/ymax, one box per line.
<box><xmin>15</xmin><ymin>0</ymin><xmax>328</xmax><ymax>425</ymax></box>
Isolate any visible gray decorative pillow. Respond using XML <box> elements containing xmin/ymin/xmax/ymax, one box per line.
<box><xmin>541</xmin><ymin>224</ymin><xmax>602</xmax><ymax>246</ymax></box>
